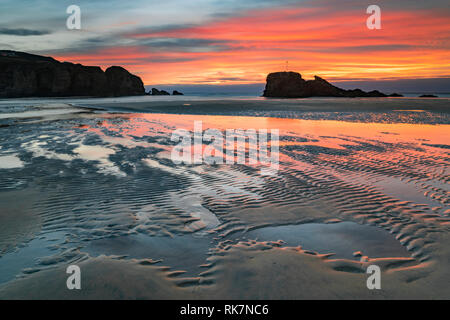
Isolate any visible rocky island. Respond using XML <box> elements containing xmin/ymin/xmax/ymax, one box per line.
<box><xmin>147</xmin><ymin>88</ymin><xmax>184</xmax><ymax>96</ymax></box>
<box><xmin>263</xmin><ymin>71</ymin><xmax>401</xmax><ymax>98</ymax></box>
<box><xmin>0</xmin><ymin>50</ymin><xmax>145</xmax><ymax>98</ymax></box>
<box><xmin>150</xmin><ymin>88</ymin><xmax>170</xmax><ymax>95</ymax></box>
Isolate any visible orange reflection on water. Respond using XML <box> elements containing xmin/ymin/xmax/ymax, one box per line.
<box><xmin>110</xmin><ymin>113</ymin><xmax>450</xmax><ymax>146</ymax></box>
<box><xmin>74</xmin><ymin>113</ymin><xmax>450</xmax><ymax>173</ymax></box>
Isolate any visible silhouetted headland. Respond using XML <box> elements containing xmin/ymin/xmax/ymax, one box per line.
<box><xmin>263</xmin><ymin>71</ymin><xmax>403</xmax><ymax>98</ymax></box>
<box><xmin>0</xmin><ymin>50</ymin><xmax>145</xmax><ymax>98</ymax></box>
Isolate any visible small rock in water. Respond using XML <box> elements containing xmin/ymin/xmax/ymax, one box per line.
<box><xmin>353</xmin><ymin>251</ymin><xmax>363</xmax><ymax>257</ymax></box>
<box><xmin>151</xmin><ymin>88</ymin><xmax>170</xmax><ymax>95</ymax></box>
<box><xmin>360</xmin><ymin>255</ymin><xmax>369</xmax><ymax>262</ymax></box>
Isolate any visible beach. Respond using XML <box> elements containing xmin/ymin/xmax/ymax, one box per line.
<box><xmin>0</xmin><ymin>96</ymin><xmax>449</xmax><ymax>299</ymax></box>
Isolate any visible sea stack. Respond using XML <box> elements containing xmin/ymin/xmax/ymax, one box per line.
<box><xmin>263</xmin><ymin>71</ymin><xmax>388</xmax><ymax>98</ymax></box>
<box><xmin>0</xmin><ymin>50</ymin><xmax>145</xmax><ymax>98</ymax></box>
<box><xmin>151</xmin><ymin>88</ymin><xmax>170</xmax><ymax>95</ymax></box>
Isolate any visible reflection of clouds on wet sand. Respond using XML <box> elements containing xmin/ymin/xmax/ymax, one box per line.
<box><xmin>20</xmin><ymin>137</ymin><xmax>125</xmax><ymax>177</ymax></box>
<box><xmin>73</xmin><ymin>144</ymin><xmax>125</xmax><ymax>177</ymax></box>
<box><xmin>0</xmin><ymin>154</ymin><xmax>24</xmax><ymax>169</ymax></box>
<box><xmin>0</xmin><ymin>108</ymin><xmax>449</xmax><ymax>299</ymax></box>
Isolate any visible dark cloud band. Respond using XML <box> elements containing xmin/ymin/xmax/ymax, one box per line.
<box><xmin>0</xmin><ymin>28</ymin><xmax>51</xmax><ymax>36</ymax></box>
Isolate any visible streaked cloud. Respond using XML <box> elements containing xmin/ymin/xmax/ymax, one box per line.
<box><xmin>0</xmin><ymin>28</ymin><xmax>51</xmax><ymax>36</ymax></box>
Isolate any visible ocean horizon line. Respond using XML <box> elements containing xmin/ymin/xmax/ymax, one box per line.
<box><xmin>146</xmin><ymin>77</ymin><xmax>450</xmax><ymax>96</ymax></box>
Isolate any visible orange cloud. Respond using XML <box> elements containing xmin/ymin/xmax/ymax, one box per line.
<box><xmin>54</xmin><ymin>5</ymin><xmax>450</xmax><ymax>85</ymax></box>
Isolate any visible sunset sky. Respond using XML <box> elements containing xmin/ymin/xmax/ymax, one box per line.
<box><xmin>1</xmin><ymin>0</ymin><xmax>449</xmax><ymax>85</ymax></box>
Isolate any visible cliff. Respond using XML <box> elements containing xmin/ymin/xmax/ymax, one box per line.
<box><xmin>263</xmin><ymin>72</ymin><xmax>395</xmax><ymax>98</ymax></box>
<box><xmin>0</xmin><ymin>50</ymin><xmax>145</xmax><ymax>98</ymax></box>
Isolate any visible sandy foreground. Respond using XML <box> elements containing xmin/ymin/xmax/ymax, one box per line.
<box><xmin>0</xmin><ymin>98</ymin><xmax>448</xmax><ymax>299</ymax></box>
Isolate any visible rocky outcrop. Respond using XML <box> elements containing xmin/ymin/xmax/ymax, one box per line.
<box><xmin>147</xmin><ymin>88</ymin><xmax>184</xmax><ymax>96</ymax></box>
<box><xmin>419</xmin><ymin>94</ymin><xmax>438</xmax><ymax>98</ymax></box>
<box><xmin>263</xmin><ymin>72</ymin><xmax>390</xmax><ymax>98</ymax></box>
<box><xmin>0</xmin><ymin>50</ymin><xmax>145</xmax><ymax>97</ymax></box>
<box><xmin>104</xmin><ymin>66</ymin><xmax>145</xmax><ymax>97</ymax></box>
<box><xmin>150</xmin><ymin>88</ymin><xmax>170</xmax><ymax>95</ymax></box>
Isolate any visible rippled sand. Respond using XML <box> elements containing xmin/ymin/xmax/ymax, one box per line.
<box><xmin>0</xmin><ymin>100</ymin><xmax>448</xmax><ymax>299</ymax></box>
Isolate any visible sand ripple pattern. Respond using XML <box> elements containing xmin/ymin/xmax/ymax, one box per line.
<box><xmin>0</xmin><ymin>113</ymin><xmax>448</xmax><ymax>285</ymax></box>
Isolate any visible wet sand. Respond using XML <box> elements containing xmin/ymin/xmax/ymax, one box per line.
<box><xmin>0</xmin><ymin>99</ymin><xmax>448</xmax><ymax>299</ymax></box>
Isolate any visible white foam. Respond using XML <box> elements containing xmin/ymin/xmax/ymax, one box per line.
<box><xmin>0</xmin><ymin>103</ymin><xmax>86</xmax><ymax>120</ymax></box>
<box><xmin>0</xmin><ymin>154</ymin><xmax>24</xmax><ymax>169</ymax></box>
